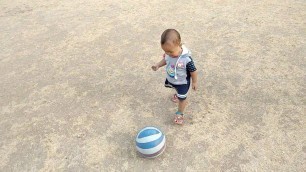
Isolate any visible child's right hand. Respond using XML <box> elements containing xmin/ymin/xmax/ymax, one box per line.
<box><xmin>151</xmin><ymin>64</ymin><xmax>159</xmax><ymax>71</ymax></box>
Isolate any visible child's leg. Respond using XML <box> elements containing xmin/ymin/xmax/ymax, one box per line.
<box><xmin>174</xmin><ymin>100</ymin><xmax>186</xmax><ymax>125</ymax></box>
<box><xmin>178</xmin><ymin>99</ymin><xmax>187</xmax><ymax>114</ymax></box>
<box><xmin>176</xmin><ymin>85</ymin><xmax>189</xmax><ymax>114</ymax></box>
<box><xmin>174</xmin><ymin>83</ymin><xmax>190</xmax><ymax>124</ymax></box>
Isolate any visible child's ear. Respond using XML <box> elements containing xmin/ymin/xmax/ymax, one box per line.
<box><xmin>176</xmin><ymin>40</ymin><xmax>183</xmax><ymax>47</ymax></box>
<box><xmin>171</xmin><ymin>39</ymin><xmax>178</xmax><ymax>46</ymax></box>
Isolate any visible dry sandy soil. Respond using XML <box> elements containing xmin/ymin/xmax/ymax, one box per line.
<box><xmin>0</xmin><ymin>0</ymin><xmax>305</xmax><ymax>171</ymax></box>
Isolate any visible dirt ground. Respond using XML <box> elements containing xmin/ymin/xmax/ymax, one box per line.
<box><xmin>0</xmin><ymin>0</ymin><xmax>305</xmax><ymax>171</ymax></box>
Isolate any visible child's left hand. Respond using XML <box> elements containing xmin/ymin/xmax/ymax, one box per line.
<box><xmin>192</xmin><ymin>82</ymin><xmax>198</xmax><ymax>91</ymax></box>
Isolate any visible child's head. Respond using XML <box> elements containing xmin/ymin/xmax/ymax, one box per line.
<box><xmin>160</xmin><ymin>29</ymin><xmax>182</xmax><ymax>57</ymax></box>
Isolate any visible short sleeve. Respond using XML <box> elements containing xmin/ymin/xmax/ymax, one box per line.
<box><xmin>186</xmin><ymin>60</ymin><xmax>197</xmax><ymax>72</ymax></box>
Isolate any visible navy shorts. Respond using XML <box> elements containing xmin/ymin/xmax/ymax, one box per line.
<box><xmin>165</xmin><ymin>79</ymin><xmax>190</xmax><ymax>100</ymax></box>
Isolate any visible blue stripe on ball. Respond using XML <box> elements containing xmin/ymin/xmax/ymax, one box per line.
<box><xmin>136</xmin><ymin>134</ymin><xmax>164</xmax><ymax>149</ymax></box>
<box><xmin>137</xmin><ymin>129</ymin><xmax>160</xmax><ymax>138</ymax></box>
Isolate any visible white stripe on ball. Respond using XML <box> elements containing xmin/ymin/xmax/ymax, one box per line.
<box><xmin>136</xmin><ymin>132</ymin><xmax>162</xmax><ymax>143</ymax></box>
<box><xmin>136</xmin><ymin>135</ymin><xmax>166</xmax><ymax>155</ymax></box>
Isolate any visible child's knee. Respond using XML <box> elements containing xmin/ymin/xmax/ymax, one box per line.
<box><xmin>177</xmin><ymin>94</ymin><xmax>187</xmax><ymax>101</ymax></box>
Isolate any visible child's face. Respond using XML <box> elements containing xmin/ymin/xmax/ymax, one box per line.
<box><xmin>161</xmin><ymin>42</ymin><xmax>181</xmax><ymax>57</ymax></box>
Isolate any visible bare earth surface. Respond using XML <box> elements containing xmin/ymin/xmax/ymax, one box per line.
<box><xmin>0</xmin><ymin>0</ymin><xmax>305</xmax><ymax>171</ymax></box>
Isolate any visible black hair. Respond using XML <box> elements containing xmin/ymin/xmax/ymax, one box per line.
<box><xmin>160</xmin><ymin>29</ymin><xmax>181</xmax><ymax>45</ymax></box>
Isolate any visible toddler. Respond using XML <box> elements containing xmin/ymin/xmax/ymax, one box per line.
<box><xmin>152</xmin><ymin>29</ymin><xmax>198</xmax><ymax>125</ymax></box>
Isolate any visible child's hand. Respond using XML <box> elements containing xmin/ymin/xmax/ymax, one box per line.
<box><xmin>151</xmin><ymin>64</ymin><xmax>159</xmax><ymax>71</ymax></box>
<box><xmin>192</xmin><ymin>82</ymin><xmax>198</xmax><ymax>91</ymax></box>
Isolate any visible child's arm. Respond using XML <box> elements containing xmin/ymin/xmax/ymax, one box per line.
<box><xmin>186</xmin><ymin>59</ymin><xmax>198</xmax><ymax>91</ymax></box>
<box><xmin>190</xmin><ymin>71</ymin><xmax>198</xmax><ymax>91</ymax></box>
<box><xmin>152</xmin><ymin>58</ymin><xmax>166</xmax><ymax>71</ymax></box>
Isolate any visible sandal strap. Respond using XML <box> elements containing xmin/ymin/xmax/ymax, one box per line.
<box><xmin>175</xmin><ymin>111</ymin><xmax>184</xmax><ymax>115</ymax></box>
<box><xmin>173</xmin><ymin>94</ymin><xmax>178</xmax><ymax>98</ymax></box>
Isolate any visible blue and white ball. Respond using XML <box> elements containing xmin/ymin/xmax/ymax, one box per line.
<box><xmin>136</xmin><ymin>127</ymin><xmax>166</xmax><ymax>158</ymax></box>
